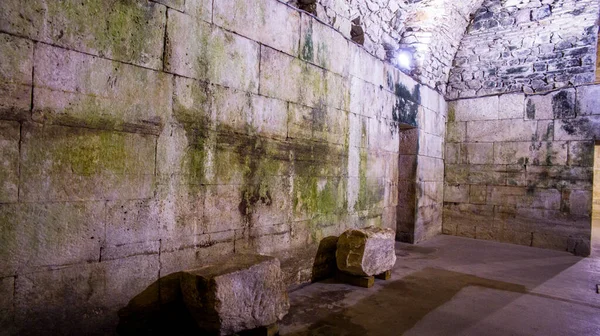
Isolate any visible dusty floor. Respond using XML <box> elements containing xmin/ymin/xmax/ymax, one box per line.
<box><xmin>280</xmin><ymin>235</ymin><xmax>600</xmax><ymax>336</ymax></box>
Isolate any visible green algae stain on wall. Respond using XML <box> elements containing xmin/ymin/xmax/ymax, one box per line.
<box><xmin>46</xmin><ymin>0</ymin><xmax>164</xmax><ymax>67</ymax></box>
<box><xmin>301</xmin><ymin>21</ymin><xmax>314</xmax><ymax>62</ymax></box>
<box><xmin>52</xmin><ymin>131</ymin><xmax>128</xmax><ymax>177</ymax></box>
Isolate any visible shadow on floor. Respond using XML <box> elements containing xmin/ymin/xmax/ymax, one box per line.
<box><xmin>282</xmin><ymin>267</ymin><xmax>531</xmax><ymax>336</ymax></box>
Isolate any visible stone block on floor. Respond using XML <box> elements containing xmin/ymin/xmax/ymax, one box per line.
<box><xmin>180</xmin><ymin>254</ymin><xmax>289</xmax><ymax>336</ymax></box>
<box><xmin>336</xmin><ymin>226</ymin><xmax>396</xmax><ymax>277</ymax></box>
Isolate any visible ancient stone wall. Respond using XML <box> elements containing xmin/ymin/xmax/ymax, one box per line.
<box><xmin>0</xmin><ymin>0</ymin><xmax>446</xmax><ymax>333</ymax></box>
<box><xmin>444</xmin><ymin>85</ymin><xmax>600</xmax><ymax>256</ymax></box>
<box><xmin>286</xmin><ymin>0</ymin><xmax>484</xmax><ymax>92</ymax></box>
<box><xmin>447</xmin><ymin>0</ymin><xmax>600</xmax><ymax>99</ymax></box>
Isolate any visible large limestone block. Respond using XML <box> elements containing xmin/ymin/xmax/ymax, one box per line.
<box><xmin>180</xmin><ymin>254</ymin><xmax>289</xmax><ymax>335</ymax></box>
<box><xmin>336</xmin><ymin>226</ymin><xmax>396</xmax><ymax>277</ymax></box>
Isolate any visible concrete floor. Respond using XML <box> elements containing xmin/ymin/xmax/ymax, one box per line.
<box><xmin>280</xmin><ymin>235</ymin><xmax>600</xmax><ymax>336</ymax></box>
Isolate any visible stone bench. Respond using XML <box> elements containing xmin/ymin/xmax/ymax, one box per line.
<box><xmin>180</xmin><ymin>254</ymin><xmax>290</xmax><ymax>335</ymax></box>
<box><xmin>336</xmin><ymin>226</ymin><xmax>397</xmax><ymax>287</ymax></box>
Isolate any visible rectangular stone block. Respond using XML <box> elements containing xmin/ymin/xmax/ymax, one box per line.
<box><xmin>498</xmin><ymin>93</ymin><xmax>525</xmax><ymax>119</ymax></box>
<box><xmin>349</xmin><ymin>46</ymin><xmax>385</xmax><ymax>88</ymax></box>
<box><xmin>288</xmin><ymin>103</ymin><xmax>349</xmax><ymax>145</ymax></box>
<box><xmin>0</xmin><ymin>33</ymin><xmax>32</xmax><ymax>120</ymax></box>
<box><xmin>0</xmin><ymin>121</ymin><xmax>20</xmax><ymax>203</ymax></box>
<box><xmin>487</xmin><ymin>186</ymin><xmax>561</xmax><ymax>210</ymax></box>
<box><xmin>213</xmin><ymin>0</ymin><xmax>300</xmax><ymax>56</ymax></box>
<box><xmin>180</xmin><ymin>254</ymin><xmax>289</xmax><ymax>335</ymax></box>
<box><xmin>445</xmin><ymin>164</ymin><xmax>506</xmax><ymax>185</ymax></box>
<box><xmin>576</xmin><ymin>85</ymin><xmax>600</xmax><ymax>116</ymax></box>
<box><xmin>494</xmin><ymin>141</ymin><xmax>568</xmax><ymax>166</ymax></box>
<box><xmin>235</xmin><ymin>223</ymin><xmax>291</xmax><ymax>255</ymax></box>
<box><xmin>445</xmin><ymin>143</ymin><xmax>460</xmax><ymax>164</ymax></box>
<box><xmin>444</xmin><ymin>184</ymin><xmax>469</xmax><ymax>203</ymax></box>
<box><xmin>470</xmin><ymin>185</ymin><xmax>487</xmax><ymax>204</ymax></box>
<box><xmin>33</xmin><ymin>44</ymin><xmax>172</xmax><ymax>135</ymax></box>
<box><xmin>526</xmin><ymin>89</ymin><xmax>576</xmax><ymax>120</ymax></box>
<box><xmin>172</xmin><ymin>76</ymin><xmax>214</xmax><ymax>129</ymax></box>
<box><xmin>104</xmin><ymin>199</ymin><xmax>160</xmax><ymax>259</ymax></box>
<box><xmin>418</xmin><ymin>132</ymin><xmax>444</xmax><ymax>159</ymax></box>
<box><xmin>568</xmin><ymin>141</ymin><xmax>595</xmax><ymax>167</ymax></box>
<box><xmin>554</xmin><ymin>116</ymin><xmax>600</xmax><ymax>141</ymax></box>
<box><xmin>166</xmin><ymin>11</ymin><xmax>260</xmax><ymax>93</ymax></box>
<box><xmin>419</xmin><ymin>86</ymin><xmax>442</xmax><ymax>115</ymax></box>
<box><xmin>449</xmin><ymin>96</ymin><xmax>498</xmax><ymax>121</ymax></box>
<box><xmin>184</xmin><ymin>0</ymin><xmax>213</xmax><ymax>21</ymax></box>
<box><xmin>20</xmin><ymin>124</ymin><xmax>155</xmax><ymax>202</ymax></box>
<box><xmin>461</xmin><ymin>143</ymin><xmax>494</xmax><ymax>164</ymax></box>
<box><xmin>467</xmin><ymin>120</ymin><xmax>538</xmax><ymax>142</ymax></box>
<box><xmin>0</xmin><ymin>0</ymin><xmax>166</xmax><ymax>69</ymax></box>
<box><xmin>0</xmin><ymin>202</ymin><xmax>104</xmax><ymax>277</ymax></box>
<box><xmin>417</xmin><ymin>156</ymin><xmax>444</xmax><ymax>182</ymax></box>
<box><xmin>417</xmin><ymin>181</ymin><xmax>444</xmax><ymax>208</ymax></box>
<box><xmin>422</xmin><ymin>110</ymin><xmax>446</xmax><ymax>137</ymax></box>
<box><xmin>446</xmin><ymin>122</ymin><xmax>466</xmax><ymax>143</ymax></box>
<box><xmin>369</xmin><ymin>117</ymin><xmax>400</xmax><ymax>153</ymax></box>
<box><xmin>260</xmin><ymin>47</ymin><xmax>315</xmax><ymax>107</ymax></box>
<box><xmin>299</xmin><ymin>15</ymin><xmax>349</xmax><ymax>76</ymax></box>
<box><xmin>213</xmin><ymin>86</ymin><xmax>288</xmax><ymax>140</ymax></box>
<box><xmin>568</xmin><ymin>190</ymin><xmax>592</xmax><ymax>216</ymax></box>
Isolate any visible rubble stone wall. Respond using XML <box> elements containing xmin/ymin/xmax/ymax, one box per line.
<box><xmin>448</xmin><ymin>0</ymin><xmax>600</xmax><ymax>99</ymax></box>
<box><xmin>0</xmin><ymin>0</ymin><xmax>446</xmax><ymax>333</ymax></box>
<box><xmin>444</xmin><ymin>85</ymin><xmax>600</xmax><ymax>256</ymax></box>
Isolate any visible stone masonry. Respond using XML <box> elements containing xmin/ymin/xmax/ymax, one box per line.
<box><xmin>444</xmin><ymin>85</ymin><xmax>600</xmax><ymax>256</ymax></box>
<box><xmin>448</xmin><ymin>0</ymin><xmax>600</xmax><ymax>99</ymax></box>
<box><xmin>0</xmin><ymin>0</ymin><xmax>446</xmax><ymax>333</ymax></box>
<box><xmin>286</xmin><ymin>0</ymin><xmax>485</xmax><ymax>92</ymax></box>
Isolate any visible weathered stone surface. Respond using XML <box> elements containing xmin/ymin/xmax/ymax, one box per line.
<box><xmin>446</xmin><ymin>122</ymin><xmax>466</xmax><ymax>143</ymax></box>
<box><xmin>526</xmin><ymin>89</ymin><xmax>576</xmax><ymax>120</ymax></box>
<box><xmin>180</xmin><ymin>254</ymin><xmax>289</xmax><ymax>335</ymax></box>
<box><xmin>554</xmin><ymin>116</ymin><xmax>600</xmax><ymax>141</ymax></box>
<box><xmin>498</xmin><ymin>93</ymin><xmax>525</xmax><ymax>119</ymax></box>
<box><xmin>184</xmin><ymin>0</ymin><xmax>213</xmax><ymax>21</ymax></box>
<box><xmin>449</xmin><ymin>96</ymin><xmax>498</xmax><ymax>121</ymax></box>
<box><xmin>461</xmin><ymin>143</ymin><xmax>494</xmax><ymax>164</ymax></box>
<box><xmin>0</xmin><ymin>276</ymin><xmax>14</xmax><ymax>331</ymax></box>
<box><xmin>0</xmin><ymin>33</ymin><xmax>32</xmax><ymax>120</ymax></box>
<box><xmin>0</xmin><ymin>202</ymin><xmax>104</xmax><ymax>277</ymax></box>
<box><xmin>0</xmin><ymin>121</ymin><xmax>19</xmax><ymax>203</ymax></box>
<box><xmin>0</xmin><ymin>0</ymin><xmax>166</xmax><ymax>69</ymax></box>
<box><xmin>20</xmin><ymin>124</ymin><xmax>155</xmax><ymax>202</ymax></box>
<box><xmin>33</xmin><ymin>44</ymin><xmax>172</xmax><ymax>134</ymax></box>
<box><xmin>467</xmin><ymin>120</ymin><xmax>538</xmax><ymax>142</ymax></box>
<box><xmin>299</xmin><ymin>15</ymin><xmax>350</xmax><ymax>76</ymax></box>
<box><xmin>576</xmin><ymin>85</ymin><xmax>600</xmax><ymax>116</ymax></box>
<box><xmin>494</xmin><ymin>141</ymin><xmax>568</xmax><ymax>166</ymax></box>
<box><xmin>166</xmin><ymin>11</ymin><xmax>260</xmax><ymax>93</ymax></box>
<box><xmin>336</xmin><ymin>226</ymin><xmax>396</xmax><ymax>277</ymax></box>
<box><xmin>259</xmin><ymin>46</ymin><xmax>348</xmax><ymax>110</ymax></box>
<box><xmin>213</xmin><ymin>0</ymin><xmax>300</xmax><ymax>56</ymax></box>
<box><xmin>14</xmin><ymin>255</ymin><xmax>159</xmax><ymax>334</ymax></box>
<box><xmin>103</xmin><ymin>199</ymin><xmax>160</xmax><ymax>260</ymax></box>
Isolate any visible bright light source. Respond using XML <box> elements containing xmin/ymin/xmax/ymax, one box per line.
<box><xmin>396</xmin><ymin>51</ymin><xmax>412</xmax><ymax>70</ymax></box>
